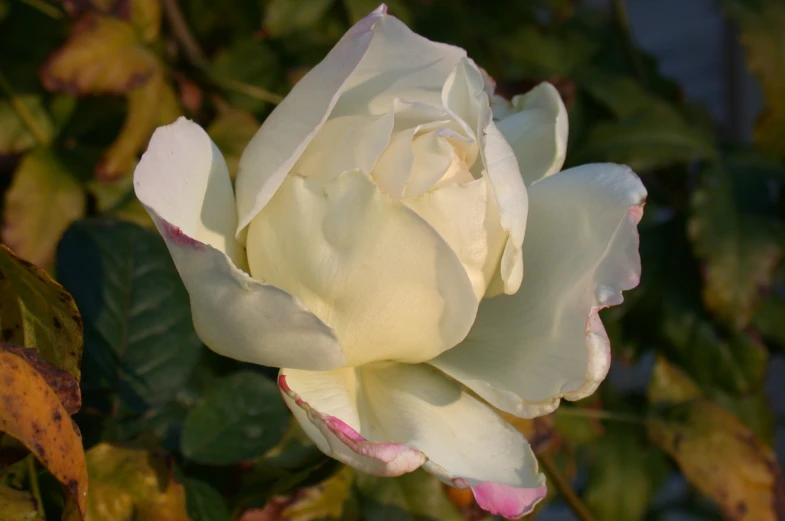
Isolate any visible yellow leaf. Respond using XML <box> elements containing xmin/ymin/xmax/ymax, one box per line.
<box><xmin>0</xmin><ymin>96</ymin><xmax>54</xmax><ymax>155</ymax></box>
<box><xmin>0</xmin><ymin>243</ymin><xmax>84</xmax><ymax>380</ymax></box>
<box><xmin>649</xmin><ymin>400</ymin><xmax>785</xmax><ymax>521</ymax></box>
<box><xmin>96</xmin><ymin>73</ymin><xmax>181</xmax><ymax>180</ymax></box>
<box><xmin>722</xmin><ymin>0</ymin><xmax>785</xmax><ymax>158</ymax></box>
<box><xmin>281</xmin><ymin>467</ymin><xmax>353</xmax><ymax>521</ymax></box>
<box><xmin>42</xmin><ymin>13</ymin><xmax>159</xmax><ymax>95</ymax></box>
<box><xmin>0</xmin><ymin>348</ymin><xmax>88</xmax><ymax>520</ymax></box>
<box><xmin>0</xmin><ymin>486</ymin><xmax>44</xmax><ymax>521</ymax></box>
<box><xmin>2</xmin><ymin>148</ymin><xmax>86</xmax><ymax>268</ymax></box>
<box><xmin>85</xmin><ymin>443</ymin><xmax>191</xmax><ymax>521</ymax></box>
<box><xmin>647</xmin><ymin>356</ymin><xmax>702</xmax><ymax>405</ymax></box>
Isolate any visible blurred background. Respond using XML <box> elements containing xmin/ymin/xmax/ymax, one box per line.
<box><xmin>1</xmin><ymin>0</ymin><xmax>784</xmax><ymax>520</ymax></box>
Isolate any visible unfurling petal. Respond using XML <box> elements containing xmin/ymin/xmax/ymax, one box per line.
<box><xmin>279</xmin><ymin>363</ymin><xmax>546</xmax><ymax>519</ymax></box>
<box><xmin>246</xmin><ymin>169</ymin><xmax>478</xmax><ymax>367</ymax></box>
<box><xmin>496</xmin><ymin>83</ymin><xmax>568</xmax><ymax>186</ymax></box>
<box><xmin>134</xmin><ymin>118</ymin><xmax>345</xmax><ymax>371</ymax></box>
<box><xmin>431</xmin><ymin>163</ymin><xmax>646</xmax><ymax>418</ymax></box>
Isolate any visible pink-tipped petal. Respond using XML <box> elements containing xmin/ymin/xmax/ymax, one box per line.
<box><xmin>431</xmin><ymin>163</ymin><xmax>646</xmax><ymax>418</ymax></box>
<box><xmin>134</xmin><ymin>118</ymin><xmax>345</xmax><ymax>371</ymax></box>
<box><xmin>471</xmin><ymin>481</ymin><xmax>548</xmax><ymax>519</ymax></box>
<box><xmin>279</xmin><ymin>363</ymin><xmax>545</xmax><ymax>513</ymax></box>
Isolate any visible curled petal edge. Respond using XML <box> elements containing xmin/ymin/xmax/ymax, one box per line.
<box><xmin>278</xmin><ymin>374</ymin><xmax>547</xmax><ymax>519</ymax></box>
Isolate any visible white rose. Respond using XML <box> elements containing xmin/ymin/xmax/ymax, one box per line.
<box><xmin>134</xmin><ymin>5</ymin><xmax>645</xmax><ymax>518</ymax></box>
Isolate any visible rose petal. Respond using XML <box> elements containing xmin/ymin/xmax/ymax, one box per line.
<box><xmin>279</xmin><ymin>363</ymin><xmax>546</xmax><ymax>519</ymax></box>
<box><xmin>431</xmin><ymin>163</ymin><xmax>646</xmax><ymax>417</ymax></box>
<box><xmin>496</xmin><ymin>82</ymin><xmax>568</xmax><ymax>186</ymax></box>
<box><xmin>134</xmin><ymin>118</ymin><xmax>345</xmax><ymax>371</ymax></box>
<box><xmin>235</xmin><ymin>6</ymin><xmax>386</xmax><ymax>236</ymax></box>
<box><xmin>246</xmin><ymin>169</ymin><xmax>478</xmax><ymax>366</ymax></box>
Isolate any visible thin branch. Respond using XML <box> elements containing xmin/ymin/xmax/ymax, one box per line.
<box><xmin>539</xmin><ymin>454</ymin><xmax>598</xmax><ymax>521</ymax></box>
<box><xmin>160</xmin><ymin>0</ymin><xmax>207</xmax><ymax>67</ymax></box>
<box><xmin>0</xmin><ymin>70</ymin><xmax>50</xmax><ymax>146</ymax></box>
<box><xmin>161</xmin><ymin>0</ymin><xmax>283</xmax><ymax>105</ymax></box>
<box><xmin>15</xmin><ymin>0</ymin><xmax>63</xmax><ymax>19</ymax></box>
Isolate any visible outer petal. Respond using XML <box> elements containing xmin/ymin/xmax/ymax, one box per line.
<box><xmin>235</xmin><ymin>6</ymin><xmax>386</xmax><ymax>235</ymax></box>
<box><xmin>431</xmin><ymin>164</ymin><xmax>646</xmax><ymax>418</ymax></box>
<box><xmin>246</xmin><ymin>169</ymin><xmax>478</xmax><ymax>367</ymax></box>
<box><xmin>134</xmin><ymin>118</ymin><xmax>345</xmax><ymax>371</ymax></box>
<box><xmin>279</xmin><ymin>363</ymin><xmax>546</xmax><ymax>519</ymax></box>
<box><xmin>496</xmin><ymin>83</ymin><xmax>568</xmax><ymax>186</ymax></box>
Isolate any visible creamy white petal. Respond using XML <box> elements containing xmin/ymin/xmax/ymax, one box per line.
<box><xmin>481</xmin><ymin>121</ymin><xmax>528</xmax><ymax>295</ymax></box>
<box><xmin>330</xmin><ymin>13</ymin><xmax>466</xmax><ymax>118</ymax></box>
<box><xmin>246</xmin><ymin>169</ymin><xmax>478</xmax><ymax>366</ymax></box>
<box><xmin>292</xmin><ymin>111</ymin><xmax>394</xmax><ymax>181</ymax></box>
<box><xmin>279</xmin><ymin>364</ymin><xmax>547</xmax><ymax>519</ymax></box>
<box><xmin>235</xmin><ymin>6</ymin><xmax>385</xmax><ymax>236</ymax></box>
<box><xmin>404</xmin><ymin>176</ymin><xmax>506</xmax><ymax>299</ymax></box>
<box><xmin>134</xmin><ymin>118</ymin><xmax>345</xmax><ymax>371</ymax></box>
<box><xmin>496</xmin><ymin>83</ymin><xmax>568</xmax><ymax>186</ymax></box>
<box><xmin>431</xmin><ymin>164</ymin><xmax>646</xmax><ymax>418</ymax></box>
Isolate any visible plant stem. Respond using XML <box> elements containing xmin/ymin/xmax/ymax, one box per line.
<box><xmin>15</xmin><ymin>0</ymin><xmax>62</xmax><ymax>19</ymax></box>
<box><xmin>0</xmin><ymin>70</ymin><xmax>50</xmax><ymax>145</ymax></box>
<box><xmin>555</xmin><ymin>407</ymin><xmax>648</xmax><ymax>425</ymax></box>
<box><xmin>539</xmin><ymin>454</ymin><xmax>598</xmax><ymax>521</ymax></box>
<box><xmin>27</xmin><ymin>456</ymin><xmax>46</xmax><ymax>519</ymax></box>
<box><xmin>161</xmin><ymin>0</ymin><xmax>283</xmax><ymax>105</ymax></box>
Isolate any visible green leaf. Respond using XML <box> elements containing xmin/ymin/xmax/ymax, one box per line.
<box><xmin>689</xmin><ymin>160</ymin><xmax>783</xmax><ymax>330</ymax></box>
<box><xmin>56</xmin><ymin>219</ymin><xmax>202</xmax><ymax>411</ymax></box>
<box><xmin>583</xmin><ymin>427</ymin><xmax>668</xmax><ymax>521</ymax></box>
<box><xmin>0</xmin><ymin>244</ymin><xmax>83</xmax><ymax>380</ymax></box>
<box><xmin>2</xmin><ymin>148</ymin><xmax>86</xmax><ymax>267</ymax></box>
<box><xmin>181</xmin><ymin>371</ymin><xmax>289</xmax><ymax>465</ymax></box>
<box><xmin>648</xmin><ymin>400</ymin><xmax>785</xmax><ymax>521</ymax></box>
<box><xmin>575</xmin><ymin>108</ymin><xmax>717</xmax><ymax>171</ymax></box>
<box><xmin>210</xmin><ymin>38</ymin><xmax>282</xmax><ymax>113</ymax></box>
<box><xmin>722</xmin><ymin>0</ymin><xmax>785</xmax><ymax>158</ymax></box>
<box><xmin>183</xmin><ymin>477</ymin><xmax>229</xmax><ymax>521</ymax></box>
<box><xmin>264</xmin><ymin>0</ymin><xmax>335</xmax><ymax>37</ymax></box>
<box><xmin>0</xmin><ymin>96</ymin><xmax>54</xmax><ymax>155</ymax></box>
<box><xmin>355</xmin><ymin>470</ymin><xmax>463</xmax><ymax>521</ymax></box>
<box><xmin>0</xmin><ymin>486</ymin><xmax>43</xmax><ymax>521</ymax></box>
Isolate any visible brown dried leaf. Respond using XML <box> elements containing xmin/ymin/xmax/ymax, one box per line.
<box><xmin>1</xmin><ymin>345</ymin><xmax>80</xmax><ymax>414</ymax></box>
<box><xmin>0</xmin><ymin>349</ymin><xmax>87</xmax><ymax>520</ymax></box>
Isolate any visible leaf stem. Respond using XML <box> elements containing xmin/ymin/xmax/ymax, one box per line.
<box><xmin>161</xmin><ymin>0</ymin><xmax>283</xmax><ymax>105</ymax></box>
<box><xmin>14</xmin><ymin>0</ymin><xmax>63</xmax><ymax>19</ymax></box>
<box><xmin>539</xmin><ymin>454</ymin><xmax>598</xmax><ymax>521</ymax></box>
<box><xmin>555</xmin><ymin>407</ymin><xmax>648</xmax><ymax>425</ymax></box>
<box><xmin>0</xmin><ymin>70</ymin><xmax>50</xmax><ymax>146</ymax></box>
<box><xmin>26</xmin><ymin>456</ymin><xmax>46</xmax><ymax>519</ymax></box>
